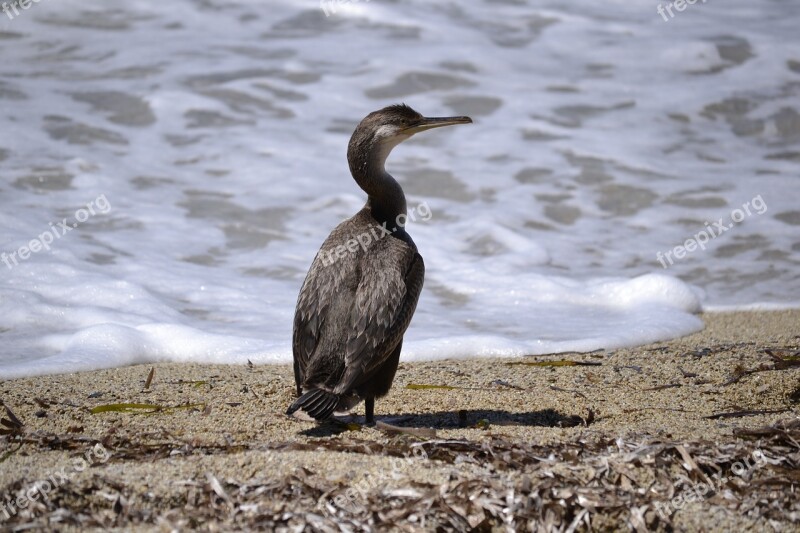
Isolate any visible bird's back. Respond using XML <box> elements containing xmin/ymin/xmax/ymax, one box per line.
<box><xmin>292</xmin><ymin>207</ymin><xmax>423</xmax><ymax>395</ymax></box>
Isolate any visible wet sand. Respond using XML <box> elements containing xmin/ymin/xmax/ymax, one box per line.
<box><xmin>1</xmin><ymin>310</ymin><xmax>798</xmax><ymax>531</ymax></box>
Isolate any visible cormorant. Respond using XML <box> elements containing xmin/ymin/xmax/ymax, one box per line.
<box><xmin>286</xmin><ymin>104</ymin><xmax>472</xmax><ymax>424</ymax></box>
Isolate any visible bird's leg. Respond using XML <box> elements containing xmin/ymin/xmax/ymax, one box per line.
<box><xmin>365</xmin><ymin>397</ymin><xmax>375</xmax><ymax>425</ymax></box>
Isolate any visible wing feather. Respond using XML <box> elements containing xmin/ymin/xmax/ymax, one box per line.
<box><xmin>292</xmin><ymin>252</ymin><xmax>336</xmax><ymax>381</ymax></box>
<box><xmin>336</xmin><ymin>241</ymin><xmax>424</xmax><ymax>393</ymax></box>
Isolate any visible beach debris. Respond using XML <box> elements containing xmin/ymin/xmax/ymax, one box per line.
<box><xmin>375</xmin><ymin>420</ymin><xmax>436</xmax><ymax>439</ymax></box>
<box><xmin>549</xmin><ymin>385</ymin><xmax>588</xmax><ymax>399</ymax></box>
<box><xmin>642</xmin><ymin>383</ymin><xmax>681</xmax><ymax>391</ymax></box>
<box><xmin>623</xmin><ymin>406</ymin><xmax>691</xmax><ymax>414</ymax></box>
<box><xmin>33</xmin><ymin>398</ymin><xmax>51</xmax><ymax>409</ymax></box>
<box><xmin>166</xmin><ymin>378</ymin><xmax>214</xmax><ymax>388</ymax></box>
<box><xmin>90</xmin><ymin>402</ymin><xmax>164</xmax><ymax>414</ymax></box>
<box><xmin>245</xmin><ymin>384</ymin><xmax>260</xmax><ymax>400</ymax></box>
<box><xmin>490</xmin><ymin>379</ymin><xmax>523</xmax><ymax>390</ymax></box>
<box><xmin>506</xmin><ymin>360</ymin><xmax>601</xmax><ymax>367</ymax></box>
<box><xmin>406</xmin><ymin>383</ymin><xmax>521</xmax><ymax>392</ymax></box>
<box><xmin>705</xmin><ymin>408</ymin><xmax>791</xmax><ymax>420</ymax></box>
<box><xmin>406</xmin><ymin>383</ymin><xmax>458</xmax><ymax>390</ymax></box>
<box><xmin>764</xmin><ymin>348</ymin><xmax>800</xmax><ymax>367</ymax></box>
<box><xmin>0</xmin><ymin>404</ymin><xmax>23</xmax><ymax>436</ymax></box>
<box><xmin>534</xmin><ymin>349</ymin><xmax>606</xmax><ymax>358</ymax></box>
<box><xmin>616</xmin><ymin>364</ymin><xmax>643</xmax><ymax>374</ymax></box>
<box><xmin>733</xmin><ymin>417</ymin><xmax>800</xmax><ymax>440</ymax></box>
<box><xmin>322</xmin><ymin>419</ymin><xmax>362</xmax><ymax>432</ymax></box>
<box><xmin>789</xmin><ymin>385</ymin><xmax>800</xmax><ymax>404</ymax></box>
<box><xmin>722</xmin><ymin>345</ymin><xmax>800</xmax><ymax>386</ymax></box>
<box><xmin>0</xmin><ymin>404</ymin><xmax>24</xmax><ymax>463</ymax></box>
<box><xmin>206</xmin><ymin>472</ymin><xmax>233</xmax><ymax>509</ymax></box>
<box><xmin>144</xmin><ymin>367</ymin><xmax>155</xmax><ymax>390</ymax></box>
<box><xmin>686</xmin><ymin>342</ymin><xmax>759</xmax><ymax>360</ymax></box>
<box><xmin>90</xmin><ymin>402</ymin><xmax>206</xmax><ymax>415</ymax></box>
<box><xmin>88</xmin><ymin>391</ymin><xmax>103</xmax><ymax>398</ymax></box>
<box><xmin>0</xmin><ymin>420</ymin><xmax>797</xmax><ymax>530</ymax></box>
<box><xmin>688</xmin><ymin>347</ymin><xmax>713</xmax><ymax>358</ymax></box>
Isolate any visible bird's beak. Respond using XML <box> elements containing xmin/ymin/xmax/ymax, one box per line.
<box><xmin>402</xmin><ymin>115</ymin><xmax>473</xmax><ymax>135</ymax></box>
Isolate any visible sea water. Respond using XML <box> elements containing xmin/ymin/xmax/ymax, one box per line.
<box><xmin>0</xmin><ymin>0</ymin><xmax>798</xmax><ymax>378</ymax></box>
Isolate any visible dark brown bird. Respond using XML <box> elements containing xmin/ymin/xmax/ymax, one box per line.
<box><xmin>286</xmin><ymin>104</ymin><xmax>472</xmax><ymax>424</ymax></box>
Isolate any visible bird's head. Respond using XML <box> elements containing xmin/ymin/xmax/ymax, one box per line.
<box><xmin>348</xmin><ymin>104</ymin><xmax>472</xmax><ymax>170</ymax></box>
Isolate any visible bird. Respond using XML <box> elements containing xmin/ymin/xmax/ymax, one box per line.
<box><xmin>286</xmin><ymin>104</ymin><xmax>472</xmax><ymax>425</ymax></box>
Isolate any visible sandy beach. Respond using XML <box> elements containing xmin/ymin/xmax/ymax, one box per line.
<box><xmin>1</xmin><ymin>310</ymin><xmax>798</xmax><ymax>531</ymax></box>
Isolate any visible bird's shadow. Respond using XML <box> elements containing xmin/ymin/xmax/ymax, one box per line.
<box><xmin>299</xmin><ymin>408</ymin><xmax>587</xmax><ymax>437</ymax></box>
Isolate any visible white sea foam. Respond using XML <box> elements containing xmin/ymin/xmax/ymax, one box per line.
<box><xmin>0</xmin><ymin>0</ymin><xmax>797</xmax><ymax>379</ymax></box>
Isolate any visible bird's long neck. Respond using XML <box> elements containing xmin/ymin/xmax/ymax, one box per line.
<box><xmin>347</xmin><ymin>138</ymin><xmax>407</xmax><ymax>227</ymax></box>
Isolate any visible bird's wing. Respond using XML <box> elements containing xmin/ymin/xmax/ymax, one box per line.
<box><xmin>335</xmin><ymin>241</ymin><xmax>424</xmax><ymax>393</ymax></box>
<box><xmin>292</xmin><ymin>254</ymin><xmax>338</xmax><ymax>381</ymax></box>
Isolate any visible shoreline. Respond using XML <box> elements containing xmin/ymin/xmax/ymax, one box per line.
<box><xmin>1</xmin><ymin>309</ymin><xmax>798</xmax><ymax>530</ymax></box>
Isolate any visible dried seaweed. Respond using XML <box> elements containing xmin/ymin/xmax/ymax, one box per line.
<box><xmin>685</xmin><ymin>342</ymin><xmax>758</xmax><ymax>359</ymax></box>
<box><xmin>722</xmin><ymin>345</ymin><xmax>800</xmax><ymax>386</ymax></box>
<box><xmin>790</xmin><ymin>384</ymin><xmax>800</xmax><ymax>404</ymax></box>
<box><xmin>405</xmin><ymin>383</ymin><xmax>524</xmax><ymax>392</ymax></box>
<box><xmin>3</xmin><ymin>421</ymin><xmax>798</xmax><ymax>531</ymax></box>
<box><xmin>375</xmin><ymin>421</ymin><xmax>436</xmax><ymax>439</ymax></box>
<box><xmin>405</xmin><ymin>384</ymin><xmax>458</xmax><ymax>391</ymax></box>
<box><xmin>490</xmin><ymin>379</ymin><xmax>523</xmax><ymax>390</ymax></box>
<box><xmin>549</xmin><ymin>385</ymin><xmax>588</xmax><ymax>399</ymax></box>
<box><xmin>765</xmin><ymin>348</ymin><xmax>800</xmax><ymax>368</ymax></box>
<box><xmin>642</xmin><ymin>383</ymin><xmax>681</xmax><ymax>391</ymax></box>
<box><xmin>6</xmin><ymin>420</ymin><xmax>800</xmax><ymax>531</ymax></box>
<box><xmin>705</xmin><ymin>408</ymin><xmax>791</xmax><ymax>420</ymax></box>
<box><xmin>0</xmin><ymin>404</ymin><xmax>24</xmax><ymax>464</ymax></box>
<box><xmin>0</xmin><ymin>403</ymin><xmax>24</xmax><ymax>436</ymax></box>
<box><xmin>506</xmin><ymin>360</ymin><xmax>601</xmax><ymax>367</ymax></box>
<box><xmin>166</xmin><ymin>379</ymin><xmax>212</xmax><ymax>387</ymax></box>
<box><xmin>90</xmin><ymin>402</ymin><xmax>206</xmax><ymax>415</ymax></box>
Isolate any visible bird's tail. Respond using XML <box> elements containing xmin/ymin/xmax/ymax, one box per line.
<box><xmin>286</xmin><ymin>389</ymin><xmax>340</xmax><ymax>421</ymax></box>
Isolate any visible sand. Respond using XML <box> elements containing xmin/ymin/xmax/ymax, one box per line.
<box><xmin>0</xmin><ymin>310</ymin><xmax>798</xmax><ymax>531</ymax></box>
